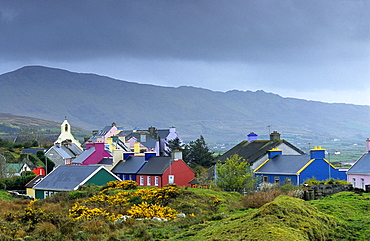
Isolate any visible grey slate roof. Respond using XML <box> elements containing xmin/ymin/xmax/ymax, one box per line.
<box><xmin>25</xmin><ymin>175</ymin><xmax>45</xmax><ymax>188</ymax></box>
<box><xmin>22</xmin><ymin>148</ymin><xmax>45</xmax><ymax>156</ymax></box>
<box><xmin>51</xmin><ymin>145</ymin><xmax>75</xmax><ymax>159</ymax></box>
<box><xmin>125</xmin><ymin>132</ymin><xmax>157</xmax><ymax>149</ymax></box>
<box><xmin>98</xmin><ymin>157</ymin><xmax>113</xmax><ymax>165</ymax></box>
<box><xmin>68</xmin><ymin>143</ymin><xmax>83</xmax><ymax>156</ymax></box>
<box><xmin>347</xmin><ymin>151</ymin><xmax>370</xmax><ymax>174</ymax></box>
<box><xmin>254</xmin><ymin>155</ymin><xmax>311</xmax><ymax>174</ymax></box>
<box><xmin>33</xmin><ymin>165</ymin><xmax>110</xmax><ymax>191</ymax></box>
<box><xmin>214</xmin><ymin>140</ymin><xmax>304</xmax><ymax>165</ymax></box>
<box><xmin>157</xmin><ymin>129</ymin><xmax>170</xmax><ymax>139</ymax></box>
<box><xmin>112</xmin><ymin>156</ymin><xmax>147</xmax><ymax>174</ymax></box>
<box><xmin>72</xmin><ymin>147</ymin><xmax>95</xmax><ymax>164</ymax></box>
<box><xmin>137</xmin><ymin>156</ymin><xmax>172</xmax><ymax>175</ymax></box>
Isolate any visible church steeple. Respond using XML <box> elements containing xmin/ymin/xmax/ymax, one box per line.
<box><xmin>55</xmin><ymin>118</ymin><xmax>82</xmax><ymax>150</ymax></box>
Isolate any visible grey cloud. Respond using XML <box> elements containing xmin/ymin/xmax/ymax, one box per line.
<box><xmin>0</xmin><ymin>0</ymin><xmax>368</xmax><ymax>63</ymax></box>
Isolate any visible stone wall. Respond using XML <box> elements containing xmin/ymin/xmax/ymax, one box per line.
<box><xmin>303</xmin><ymin>184</ymin><xmax>353</xmax><ymax>201</ymax></box>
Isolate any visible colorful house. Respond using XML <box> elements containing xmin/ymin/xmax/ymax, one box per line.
<box><xmin>25</xmin><ymin>175</ymin><xmax>45</xmax><ymax>198</ymax></box>
<box><xmin>32</xmin><ymin>165</ymin><xmax>120</xmax><ymax>199</ymax></box>
<box><xmin>214</xmin><ymin>131</ymin><xmax>305</xmax><ymax>170</ymax></box>
<box><xmin>254</xmin><ymin>146</ymin><xmax>347</xmax><ymax>185</ymax></box>
<box><xmin>136</xmin><ymin>152</ymin><xmax>194</xmax><ymax>188</ymax></box>
<box><xmin>5</xmin><ymin>163</ymin><xmax>33</xmax><ymax>177</ymax></box>
<box><xmin>119</xmin><ymin>126</ymin><xmax>182</xmax><ymax>156</ymax></box>
<box><xmin>346</xmin><ymin>138</ymin><xmax>370</xmax><ymax>190</ymax></box>
<box><xmin>72</xmin><ymin>142</ymin><xmax>112</xmax><ymax>165</ymax></box>
<box><xmin>111</xmin><ymin>156</ymin><xmax>147</xmax><ymax>181</ymax></box>
<box><xmin>45</xmin><ymin>141</ymin><xmax>83</xmax><ymax>166</ymax></box>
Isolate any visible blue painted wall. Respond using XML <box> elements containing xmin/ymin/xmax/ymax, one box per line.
<box><xmin>255</xmin><ymin>174</ymin><xmax>298</xmax><ymax>185</ymax></box>
<box><xmin>300</xmin><ymin>159</ymin><xmax>346</xmax><ymax>184</ymax></box>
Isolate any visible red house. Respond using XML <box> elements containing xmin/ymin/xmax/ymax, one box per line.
<box><xmin>136</xmin><ymin>154</ymin><xmax>194</xmax><ymax>188</ymax></box>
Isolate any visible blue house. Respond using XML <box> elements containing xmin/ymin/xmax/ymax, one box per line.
<box><xmin>254</xmin><ymin>146</ymin><xmax>347</xmax><ymax>185</ymax></box>
<box><xmin>111</xmin><ymin>156</ymin><xmax>147</xmax><ymax>181</ymax></box>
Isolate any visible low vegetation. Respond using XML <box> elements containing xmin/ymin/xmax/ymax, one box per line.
<box><xmin>0</xmin><ymin>182</ymin><xmax>369</xmax><ymax>240</ymax></box>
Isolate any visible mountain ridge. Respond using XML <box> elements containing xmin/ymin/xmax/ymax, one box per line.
<box><xmin>0</xmin><ymin>65</ymin><xmax>369</xmax><ymax>143</ymax></box>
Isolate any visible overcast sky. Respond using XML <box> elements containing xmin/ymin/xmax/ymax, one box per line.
<box><xmin>0</xmin><ymin>0</ymin><xmax>369</xmax><ymax>105</ymax></box>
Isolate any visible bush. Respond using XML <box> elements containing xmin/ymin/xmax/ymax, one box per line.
<box><xmin>102</xmin><ymin>180</ymin><xmax>138</xmax><ymax>192</ymax></box>
<box><xmin>242</xmin><ymin>189</ymin><xmax>283</xmax><ymax>209</ymax></box>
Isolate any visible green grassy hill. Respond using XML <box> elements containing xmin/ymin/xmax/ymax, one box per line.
<box><xmin>0</xmin><ymin>183</ymin><xmax>369</xmax><ymax>240</ymax></box>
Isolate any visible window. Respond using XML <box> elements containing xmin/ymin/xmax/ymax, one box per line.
<box><xmin>352</xmin><ymin>178</ymin><xmax>356</xmax><ymax>187</ymax></box>
<box><xmin>361</xmin><ymin>178</ymin><xmax>365</xmax><ymax>189</ymax></box>
<box><xmin>155</xmin><ymin>176</ymin><xmax>159</xmax><ymax>186</ymax></box>
<box><xmin>168</xmin><ymin>175</ymin><xmax>174</xmax><ymax>184</ymax></box>
<box><xmin>140</xmin><ymin>176</ymin><xmax>144</xmax><ymax>185</ymax></box>
<box><xmin>274</xmin><ymin>177</ymin><xmax>280</xmax><ymax>184</ymax></box>
<box><xmin>263</xmin><ymin>176</ymin><xmax>268</xmax><ymax>183</ymax></box>
<box><xmin>285</xmin><ymin>178</ymin><xmax>292</xmax><ymax>185</ymax></box>
<box><xmin>147</xmin><ymin>176</ymin><xmax>151</xmax><ymax>186</ymax></box>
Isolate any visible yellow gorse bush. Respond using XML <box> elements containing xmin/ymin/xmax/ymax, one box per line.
<box><xmin>128</xmin><ymin>202</ymin><xmax>179</xmax><ymax>220</ymax></box>
<box><xmin>68</xmin><ymin>183</ymin><xmax>183</xmax><ymax>221</ymax></box>
<box><xmin>101</xmin><ymin>180</ymin><xmax>138</xmax><ymax>192</ymax></box>
<box><xmin>68</xmin><ymin>202</ymin><xmax>118</xmax><ymax>221</ymax></box>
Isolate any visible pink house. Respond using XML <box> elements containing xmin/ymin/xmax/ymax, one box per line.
<box><xmin>72</xmin><ymin>142</ymin><xmax>112</xmax><ymax>165</ymax></box>
<box><xmin>347</xmin><ymin>138</ymin><xmax>370</xmax><ymax>190</ymax></box>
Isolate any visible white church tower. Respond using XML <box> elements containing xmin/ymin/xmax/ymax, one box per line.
<box><xmin>55</xmin><ymin>118</ymin><xmax>82</xmax><ymax>149</ymax></box>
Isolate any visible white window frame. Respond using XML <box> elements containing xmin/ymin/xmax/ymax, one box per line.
<box><xmin>140</xmin><ymin>176</ymin><xmax>144</xmax><ymax>185</ymax></box>
<box><xmin>147</xmin><ymin>176</ymin><xmax>151</xmax><ymax>186</ymax></box>
<box><xmin>155</xmin><ymin>176</ymin><xmax>159</xmax><ymax>186</ymax></box>
<box><xmin>353</xmin><ymin>178</ymin><xmax>356</xmax><ymax>187</ymax></box>
<box><xmin>361</xmin><ymin>178</ymin><xmax>365</xmax><ymax>189</ymax></box>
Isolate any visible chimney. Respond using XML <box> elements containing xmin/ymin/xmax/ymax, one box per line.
<box><xmin>112</xmin><ymin>149</ymin><xmax>123</xmax><ymax>166</ymax></box>
<box><xmin>366</xmin><ymin>138</ymin><xmax>370</xmax><ymax>152</ymax></box>
<box><xmin>247</xmin><ymin>132</ymin><xmax>258</xmax><ymax>142</ymax></box>
<box><xmin>268</xmin><ymin>147</ymin><xmax>282</xmax><ymax>159</ymax></box>
<box><xmin>172</xmin><ymin>150</ymin><xmax>182</xmax><ymax>161</ymax></box>
<box><xmin>270</xmin><ymin>131</ymin><xmax>281</xmax><ymax>142</ymax></box>
<box><xmin>310</xmin><ymin>146</ymin><xmax>326</xmax><ymax>160</ymax></box>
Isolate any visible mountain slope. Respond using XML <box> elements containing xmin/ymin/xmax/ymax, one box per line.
<box><xmin>0</xmin><ymin>66</ymin><xmax>369</xmax><ymax>142</ymax></box>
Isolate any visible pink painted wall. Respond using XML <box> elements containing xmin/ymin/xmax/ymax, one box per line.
<box><xmin>347</xmin><ymin>174</ymin><xmax>370</xmax><ymax>189</ymax></box>
<box><xmin>82</xmin><ymin>142</ymin><xmax>112</xmax><ymax>165</ymax></box>
<box><xmin>96</xmin><ymin>126</ymin><xmax>118</xmax><ymax>143</ymax></box>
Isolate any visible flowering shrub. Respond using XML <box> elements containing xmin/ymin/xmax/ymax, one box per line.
<box><xmin>102</xmin><ymin>180</ymin><xmax>138</xmax><ymax>192</ymax></box>
<box><xmin>128</xmin><ymin>202</ymin><xmax>179</xmax><ymax>220</ymax></box>
<box><xmin>68</xmin><ymin>202</ymin><xmax>118</xmax><ymax>221</ymax></box>
<box><xmin>68</xmin><ymin>184</ymin><xmax>182</xmax><ymax>222</ymax></box>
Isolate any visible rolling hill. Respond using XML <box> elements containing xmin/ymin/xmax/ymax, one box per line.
<box><xmin>0</xmin><ymin>66</ymin><xmax>369</xmax><ymax>145</ymax></box>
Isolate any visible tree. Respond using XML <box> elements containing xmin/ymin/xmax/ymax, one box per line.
<box><xmin>215</xmin><ymin>154</ymin><xmax>256</xmax><ymax>193</ymax></box>
<box><xmin>36</xmin><ymin>150</ymin><xmax>55</xmax><ymax>174</ymax></box>
<box><xmin>165</xmin><ymin>137</ymin><xmax>187</xmax><ymax>156</ymax></box>
<box><xmin>187</xmin><ymin>135</ymin><xmax>214</xmax><ymax>168</ymax></box>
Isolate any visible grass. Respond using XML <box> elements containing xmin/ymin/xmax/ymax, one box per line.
<box><xmin>0</xmin><ymin>184</ymin><xmax>370</xmax><ymax>240</ymax></box>
<box><xmin>309</xmin><ymin>191</ymin><xmax>370</xmax><ymax>240</ymax></box>
<box><xmin>0</xmin><ymin>190</ymin><xmax>13</xmax><ymax>201</ymax></box>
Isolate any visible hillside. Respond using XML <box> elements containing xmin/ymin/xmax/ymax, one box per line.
<box><xmin>0</xmin><ymin>185</ymin><xmax>369</xmax><ymax>240</ymax></box>
<box><xmin>0</xmin><ymin>113</ymin><xmax>89</xmax><ymax>143</ymax></box>
<box><xmin>0</xmin><ymin>66</ymin><xmax>369</xmax><ymax>145</ymax></box>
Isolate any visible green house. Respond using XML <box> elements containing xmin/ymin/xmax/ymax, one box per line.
<box><xmin>33</xmin><ymin>165</ymin><xmax>120</xmax><ymax>199</ymax></box>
